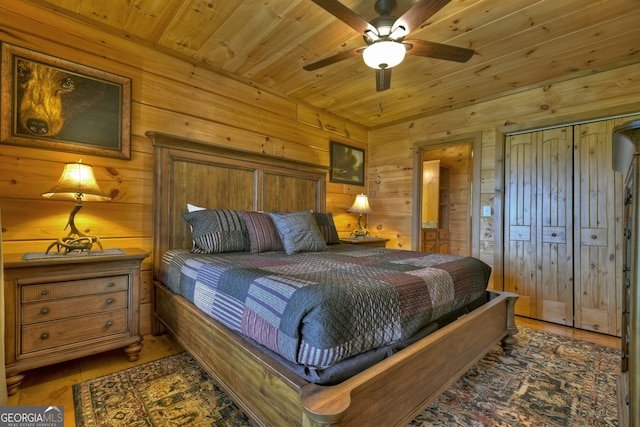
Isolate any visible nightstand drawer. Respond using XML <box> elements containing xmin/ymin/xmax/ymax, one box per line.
<box><xmin>22</xmin><ymin>275</ymin><xmax>129</xmax><ymax>302</ymax></box>
<box><xmin>21</xmin><ymin>309</ymin><xmax>128</xmax><ymax>354</ymax></box>
<box><xmin>22</xmin><ymin>291</ymin><xmax>128</xmax><ymax>324</ymax></box>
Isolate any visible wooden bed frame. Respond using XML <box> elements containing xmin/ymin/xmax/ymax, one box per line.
<box><xmin>148</xmin><ymin>131</ymin><xmax>519</xmax><ymax>427</ymax></box>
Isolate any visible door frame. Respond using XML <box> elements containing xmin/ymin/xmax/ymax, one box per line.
<box><xmin>411</xmin><ymin>134</ymin><xmax>482</xmax><ymax>256</ymax></box>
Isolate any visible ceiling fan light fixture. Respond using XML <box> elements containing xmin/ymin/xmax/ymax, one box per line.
<box><xmin>362</xmin><ymin>40</ymin><xmax>406</xmax><ymax>69</ymax></box>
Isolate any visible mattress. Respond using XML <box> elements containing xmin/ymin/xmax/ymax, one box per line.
<box><xmin>159</xmin><ymin>244</ymin><xmax>491</xmax><ymax>371</ymax></box>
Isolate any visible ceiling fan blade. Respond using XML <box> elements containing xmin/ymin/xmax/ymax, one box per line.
<box><xmin>393</xmin><ymin>0</ymin><xmax>451</xmax><ymax>35</ymax></box>
<box><xmin>311</xmin><ymin>0</ymin><xmax>377</xmax><ymax>35</ymax></box>
<box><xmin>404</xmin><ymin>39</ymin><xmax>474</xmax><ymax>63</ymax></box>
<box><xmin>376</xmin><ymin>68</ymin><xmax>392</xmax><ymax>92</ymax></box>
<box><xmin>303</xmin><ymin>46</ymin><xmax>365</xmax><ymax>71</ymax></box>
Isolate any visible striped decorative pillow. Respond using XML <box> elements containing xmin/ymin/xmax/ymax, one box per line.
<box><xmin>182</xmin><ymin>209</ymin><xmax>250</xmax><ymax>254</ymax></box>
<box><xmin>241</xmin><ymin>211</ymin><xmax>284</xmax><ymax>253</ymax></box>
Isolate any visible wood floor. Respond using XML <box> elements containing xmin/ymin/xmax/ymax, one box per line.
<box><xmin>5</xmin><ymin>317</ymin><xmax>621</xmax><ymax>426</ymax></box>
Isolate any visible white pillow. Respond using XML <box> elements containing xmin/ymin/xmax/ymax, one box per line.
<box><xmin>186</xmin><ymin>204</ymin><xmax>207</xmax><ymax>245</ymax></box>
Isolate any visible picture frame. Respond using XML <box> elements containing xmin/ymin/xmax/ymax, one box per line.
<box><xmin>330</xmin><ymin>141</ymin><xmax>365</xmax><ymax>185</ymax></box>
<box><xmin>1</xmin><ymin>43</ymin><xmax>131</xmax><ymax>160</ymax></box>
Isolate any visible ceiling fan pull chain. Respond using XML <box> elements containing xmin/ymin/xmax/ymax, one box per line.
<box><xmin>379</xmin><ymin>92</ymin><xmax>384</xmax><ymax>114</ymax></box>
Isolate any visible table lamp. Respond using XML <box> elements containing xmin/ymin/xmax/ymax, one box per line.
<box><xmin>42</xmin><ymin>161</ymin><xmax>111</xmax><ymax>254</ymax></box>
<box><xmin>348</xmin><ymin>193</ymin><xmax>372</xmax><ymax>237</ymax></box>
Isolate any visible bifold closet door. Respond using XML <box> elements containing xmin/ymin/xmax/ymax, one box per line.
<box><xmin>504</xmin><ymin>127</ymin><xmax>573</xmax><ymax>325</ymax></box>
<box><xmin>573</xmin><ymin>121</ymin><xmax>621</xmax><ymax>336</ymax></box>
<box><xmin>504</xmin><ymin>131</ymin><xmax>538</xmax><ymax>318</ymax></box>
<box><xmin>505</xmin><ymin>120</ymin><xmax>623</xmax><ymax>335</ymax></box>
<box><xmin>538</xmin><ymin>127</ymin><xmax>574</xmax><ymax>325</ymax></box>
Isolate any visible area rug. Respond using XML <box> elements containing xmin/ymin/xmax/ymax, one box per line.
<box><xmin>73</xmin><ymin>327</ymin><xmax>620</xmax><ymax>426</ymax></box>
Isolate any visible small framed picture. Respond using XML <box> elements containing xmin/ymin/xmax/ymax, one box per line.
<box><xmin>1</xmin><ymin>43</ymin><xmax>131</xmax><ymax>160</ymax></box>
<box><xmin>330</xmin><ymin>141</ymin><xmax>365</xmax><ymax>185</ymax></box>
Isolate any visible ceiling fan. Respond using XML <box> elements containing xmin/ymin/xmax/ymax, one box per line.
<box><xmin>303</xmin><ymin>0</ymin><xmax>474</xmax><ymax>91</ymax></box>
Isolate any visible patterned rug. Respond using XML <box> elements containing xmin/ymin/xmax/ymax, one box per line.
<box><xmin>73</xmin><ymin>327</ymin><xmax>620</xmax><ymax>426</ymax></box>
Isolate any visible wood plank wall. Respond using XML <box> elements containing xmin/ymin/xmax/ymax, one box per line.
<box><xmin>0</xmin><ymin>2</ymin><xmax>368</xmax><ymax>334</ymax></box>
<box><xmin>370</xmin><ymin>62</ymin><xmax>640</xmax><ymax>290</ymax></box>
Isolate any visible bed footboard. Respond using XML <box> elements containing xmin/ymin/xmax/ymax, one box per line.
<box><xmin>301</xmin><ymin>291</ymin><xmax>518</xmax><ymax>426</ymax></box>
<box><xmin>154</xmin><ymin>280</ymin><xmax>517</xmax><ymax>427</ymax></box>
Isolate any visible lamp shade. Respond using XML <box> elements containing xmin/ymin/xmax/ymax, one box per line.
<box><xmin>347</xmin><ymin>193</ymin><xmax>373</xmax><ymax>214</ymax></box>
<box><xmin>362</xmin><ymin>41</ymin><xmax>406</xmax><ymax>69</ymax></box>
<box><xmin>42</xmin><ymin>162</ymin><xmax>110</xmax><ymax>202</ymax></box>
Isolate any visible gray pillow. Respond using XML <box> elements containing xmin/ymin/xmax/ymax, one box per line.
<box><xmin>183</xmin><ymin>209</ymin><xmax>250</xmax><ymax>254</ymax></box>
<box><xmin>268</xmin><ymin>211</ymin><xmax>328</xmax><ymax>255</ymax></box>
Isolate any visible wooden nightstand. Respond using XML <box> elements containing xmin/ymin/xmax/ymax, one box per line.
<box><xmin>340</xmin><ymin>237</ymin><xmax>389</xmax><ymax>248</ymax></box>
<box><xmin>2</xmin><ymin>248</ymin><xmax>148</xmax><ymax>395</ymax></box>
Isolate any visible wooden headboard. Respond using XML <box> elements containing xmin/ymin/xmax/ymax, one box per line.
<box><xmin>147</xmin><ymin>131</ymin><xmax>328</xmax><ymax>278</ymax></box>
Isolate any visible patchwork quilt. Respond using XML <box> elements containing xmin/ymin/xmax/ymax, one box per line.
<box><xmin>160</xmin><ymin>245</ymin><xmax>491</xmax><ymax>368</ymax></box>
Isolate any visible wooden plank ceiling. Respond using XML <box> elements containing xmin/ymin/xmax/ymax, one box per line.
<box><xmin>28</xmin><ymin>0</ymin><xmax>640</xmax><ymax>128</ymax></box>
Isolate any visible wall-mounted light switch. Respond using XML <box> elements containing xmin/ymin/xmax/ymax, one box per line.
<box><xmin>482</xmin><ymin>205</ymin><xmax>492</xmax><ymax>217</ymax></box>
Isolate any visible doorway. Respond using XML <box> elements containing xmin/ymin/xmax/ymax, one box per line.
<box><xmin>413</xmin><ymin>140</ymin><xmax>474</xmax><ymax>256</ymax></box>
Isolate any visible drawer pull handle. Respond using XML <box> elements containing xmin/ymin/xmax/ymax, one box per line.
<box><xmin>41</xmin><ymin>290</ymin><xmax>48</xmax><ymax>296</ymax></box>
<box><xmin>106</xmin><ymin>298</ymin><xmax>114</xmax><ymax>305</ymax></box>
<box><xmin>107</xmin><ymin>282</ymin><xmax>115</xmax><ymax>288</ymax></box>
<box><xmin>40</xmin><ymin>333</ymin><xmax>49</xmax><ymax>340</ymax></box>
<box><xmin>40</xmin><ymin>307</ymin><xmax>49</xmax><ymax>315</ymax></box>
<box><xmin>551</xmin><ymin>232</ymin><xmax>557</xmax><ymax>237</ymax></box>
<box><xmin>591</xmin><ymin>234</ymin><xmax>597</xmax><ymax>239</ymax></box>
<box><xmin>105</xmin><ymin>321</ymin><xmax>113</xmax><ymax>327</ymax></box>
